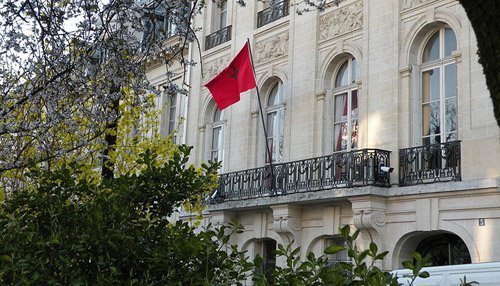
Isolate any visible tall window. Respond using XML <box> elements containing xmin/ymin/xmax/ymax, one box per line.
<box><xmin>266</xmin><ymin>82</ymin><xmax>285</xmax><ymax>163</ymax></box>
<box><xmin>211</xmin><ymin>108</ymin><xmax>225</xmax><ymax>170</ymax></box>
<box><xmin>421</xmin><ymin>27</ymin><xmax>457</xmax><ymax>146</ymax></box>
<box><xmin>214</xmin><ymin>1</ymin><xmax>227</xmax><ymax>31</ymax></box>
<box><xmin>254</xmin><ymin>239</ymin><xmax>276</xmax><ymax>279</ymax></box>
<box><xmin>142</xmin><ymin>8</ymin><xmax>178</xmax><ymax>45</ymax></box>
<box><xmin>167</xmin><ymin>93</ymin><xmax>177</xmax><ymax>135</ymax></box>
<box><xmin>333</xmin><ymin>56</ymin><xmax>359</xmax><ymax>152</ymax></box>
<box><xmin>142</xmin><ymin>11</ymin><xmax>162</xmax><ymax>43</ymax></box>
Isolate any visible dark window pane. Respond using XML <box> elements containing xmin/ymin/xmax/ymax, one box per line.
<box><xmin>268</xmin><ymin>84</ymin><xmax>279</xmax><ymax>106</ymax></box>
<box><xmin>422</xmin><ymin>68</ymin><xmax>440</xmax><ymax>103</ymax></box>
<box><xmin>335</xmin><ymin>61</ymin><xmax>349</xmax><ymax>87</ymax></box>
<box><xmin>423</xmin><ymin>31</ymin><xmax>440</xmax><ymax>62</ymax></box>
<box><xmin>351</xmin><ymin>58</ymin><xmax>359</xmax><ymax>83</ymax></box>
<box><xmin>445</xmin><ymin>64</ymin><xmax>457</xmax><ymax>99</ymax></box>
<box><xmin>444</xmin><ymin>28</ymin><xmax>457</xmax><ymax>57</ymax></box>
<box><xmin>445</xmin><ymin>98</ymin><xmax>457</xmax><ymax>133</ymax></box>
<box><xmin>334</xmin><ymin>122</ymin><xmax>347</xmax><ymax>151</ymax></box>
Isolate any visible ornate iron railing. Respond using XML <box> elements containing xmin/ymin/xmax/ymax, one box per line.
<box><xmin>210</xmin><ymin>149</ymin><xmax>391</xmax><ymax>203</ymax></box>
<box><xmin>257</xmin><ymin>0</ymin><xmax>289</xmax><ymax>28</ymax></box>
<box><xmin>399</xmin><ymin>141</ymin><xmax>461</xmax><ymax>186</ymax></box>
<box><xmin>205</xmin><ymin>25</ymin><xmax>232</xmax><ymax>50</ymax></box>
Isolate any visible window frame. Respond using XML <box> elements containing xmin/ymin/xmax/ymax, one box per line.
<box><xmin>419</xmin><ymin>27</ymin><xmax>458</xmax><ymax>146</ymax></box>
<box><xmin>265</xmin><ymin>81</ymin><xmax>285</xmax><ymax>164</ymax></box>
<box><xmin>210</xmin><ymin>108</ymin><xmax>226</xmax><ymax>171</ymax></box>
<box><xmin>213</xmin><ymin>1</ymin><xmax>228</xmax><ymax>31</ymax></box>
<box><xmin>332</xmin><ymin>56</ymin><xmax>360</xmax><ymax>152</ymax></box>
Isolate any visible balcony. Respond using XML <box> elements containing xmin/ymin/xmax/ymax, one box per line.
<box><xmin>257</xmin><ymin>0</ymin><xmax>289</xmax><ymax>28</ymax></box>
<box><xmin>210</xmin><ymin>149</ymin><xmax>391</xmax><ymax>203</ymax></box>
<box><xmin>399</xmin><ymin>141</ymin><xmax>461</xmax><ymax>186</ymax></box>
<box><xmin>205</xmin><ymin>25</ymin><xmax>232</xmax><ymax>50</ymax></box>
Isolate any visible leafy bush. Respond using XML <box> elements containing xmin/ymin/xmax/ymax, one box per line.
<box><xmin>0</xmin><ymin>146</ymin><xmax>251</xmax><ymax>285</ymax></box>
<box><xmin>253</xmin><ymin>225</ymin><xmax>429</xmax><ymax>286</ymax></box>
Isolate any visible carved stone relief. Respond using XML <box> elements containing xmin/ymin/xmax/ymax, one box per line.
<box><xmin>203</xmin><ymin>55</ymin><xmax>230</xmax><ymax>80</ymax></box>
<box><xmin>401</xmin><ymin>0</ymin><xmax>435</xmax><ymax>11</ymax></box>
<box><xmin>319</xmin><ymin>1</ymin><xmax>363</xmax><ymax>41</ymax></box>
<box><xmin>273</xmin><ymin>215</ymin><xmax>302</xmax><ymax>245</ymax></box>
<box><xmin>255</xmin><ymin>32</ymin><xmax>289</xmax><ymax>64</ymax></box>
<box><xmin>352</xmin><ymin>209</ymin><xmax>386</xmax><ymax>256</ymax></box>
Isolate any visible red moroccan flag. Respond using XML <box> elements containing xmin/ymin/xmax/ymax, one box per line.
<box><xmin>205</xmin><ymin>42</ymin><xmax>257</xmax><ymax>110</ymax></box>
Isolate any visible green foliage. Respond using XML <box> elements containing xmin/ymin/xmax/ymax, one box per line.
<box><xmin>0</xmin><ymin>148</ymin><xmax>431</xmax><ymax>285</ymax></box>
<box><xmin>460</xmin><ymin>275</ymin><xmax>480</xmax><ymax>286</ymax></box>
<box><xmin>0</xmin><ymin>146</ymin><xmax>249</xmax><ymax>285</ymax></box>
<box><xmin>458</xmin><ymin>0</ymin><xmax>500</xmax><ymax>127</ymax></box>
<box><xmin>252</xmin><ymin>225</ymin><xmax>429</xmax><ymax>286</ymax></box>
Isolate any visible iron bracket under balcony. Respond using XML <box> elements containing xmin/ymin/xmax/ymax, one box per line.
<box><xmin>209</xmin><ymin>148</ymin><xmax>391</xmax><ymax>204</ymax></box>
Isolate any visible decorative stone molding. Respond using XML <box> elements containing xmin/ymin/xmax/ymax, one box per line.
<box><xmin>349</xmin><ymin>197</ymin><xmax>387</xmax><ymax>255</ymax></box>
<box><xmin>399</xmin><ymin>67</ymin><xmax>412</xmax><ymax>78</ymax></box>
<box><xmin>319</xmin><ymin>1</ymin><xmax>363</xmax><ymax>42</ymax></box>
<box><xmin>203</xmin><ymin>55</ymin><xmax>230</xmax><ymax>80</ymax></box>
<box><xmin>271</xmin><ymin>205</ymin><xmax>302</xmax><ymax>245</ymax></box>
<box><xmin>251</xmin><ymin>110</ymin><xmax>259</xmax><ymax>118</ymax></box>
<box><xmin>255</xmin><ymin>32</ymin><xmax>289</xmax><ymax>65</ymax></box>
<box><xmin>352</xmin><ymin>209</ymin><xmax>386</xmax><ymax>231</ymax></box>
<box><xmin>401</xmin><ymin>0</ymin><xmax>436</xmax><ymax>11</ymax></box>
<box><xmin>316</xmin><ymin>92</ymin><xmax>326</xmax><ymax>101</ymax></box>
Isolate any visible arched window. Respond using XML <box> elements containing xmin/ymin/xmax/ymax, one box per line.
<box><xmin>167</xmin><ymin>93</ymin><xmax>177</xmax><ymax>136</ymax></box>
<box><xmin>421</xmin><ymin>27</ymin><xmax>457</xmax><ymax>146</ymax></box>
<box><xmin>265</xmin><ymin>81</ymin><xmax>285</xmax><ymax>163</ymax></box>
<box><xmin>324</xmin><ymin>236</ymin><xmax>349</xmax><ymax>266</ymax></box>
<box><xmin>211</xmin><ymin>107</ymin><xmax>225</xmax><ymax>170</ymax></box>
<box><xmin>333</xmin><ymin>56</ymin><xmax>359</xmax><ymax>152</ymax></box>
<box><xmin>160</xmin><ymin>92</ymin><xmax>178</xmax><ymax>142</ymax></box>
<box><xmin>254</xmin><ymin>239</ymin><xmax>277</xmax><ymax>277</ymax></box>
<box><xmin>416</xmin><ymin>233</ymin><xmax>471</xmax><ymax>266</ymax></box>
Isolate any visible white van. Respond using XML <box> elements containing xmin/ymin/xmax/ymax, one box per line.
<box><xmin>392</xmin><ymin>262</ymin><xmax>500</xmax><ymax>286</ymax></box>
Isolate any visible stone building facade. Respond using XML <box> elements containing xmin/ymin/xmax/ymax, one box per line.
<box><xmin>146</xmin><ymin>0</ymin><xmax>500</xmax><ymax>272</ymax></box>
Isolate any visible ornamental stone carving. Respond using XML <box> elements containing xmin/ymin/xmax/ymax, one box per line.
<box><xmin>255</xmin><ymin>33</ymin><xmax>289</xmax><ymax>64</ymax></box>
<box><xmin>401</xmin><ymin>0</ymin><xmax>435</xmax><ymax>11</ymax></box>
<box><xmin>352</xmin><ymin>210</ymin><xmax>386</xmax><ymax>231</ymax></box>
<box><xmin>273</xmin><ymin>215</ymin><xmax>302</xmax><ymax>245</ymax></box>
<box><xmin>271</xmin><ymin>205</ymin><xmax>302</xmax><ymax>246</ymax></box>
<box><xmin>319</xmin><ymin>1</ymin><xmax>363</xmax><ymax>41</ymax></box>
<box><xmin>203</xmin><ymin>55</ymin><xmax>230</xmax><ymax>80</ymax></box>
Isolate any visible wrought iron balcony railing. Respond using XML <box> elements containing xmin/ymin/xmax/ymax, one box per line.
<box><xmin>399</xmin><ymin>141</ymin><xmax>461</xmax><ymax>186</ymax></box>
<box><xmin>210</xmin><ymin>149</ymin><xmax>391</xmax><ymax>203</ymax></box>
<box><xmin>257</xmin><ymin>0</ymin><xmax>289</xmax><ymax>28</ymax></box>
<box><xmin>205</xmin><ymin>25</ymin><xmax>232</xmax><ymax>50</ymax></box>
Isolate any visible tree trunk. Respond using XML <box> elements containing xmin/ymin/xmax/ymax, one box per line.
<box><xmin>101</xmin><ymin>95</ymin><xmax>119</xmax><ymax>180</ymax></box>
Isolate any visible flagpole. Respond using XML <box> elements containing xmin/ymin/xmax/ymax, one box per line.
<box><xmin>246</xmin><ymin>38</ymin><xmax>275</xmax><ymax>193</ymax></box>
